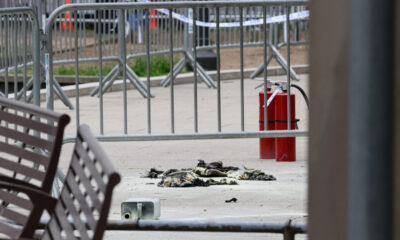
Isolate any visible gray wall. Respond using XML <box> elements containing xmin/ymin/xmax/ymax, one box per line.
<box><xmin>308</xmin><ymin>0</ymin><xmax>350</xmax><ymax>238</ymax></box>
<box><xmin>309</xmin><ymin>0</ymin><xmax>399</xmax><ymax>239</ymax></box>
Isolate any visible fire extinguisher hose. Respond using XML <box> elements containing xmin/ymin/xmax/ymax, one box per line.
<box><xmin>290</xmin><ymin>84</ymin><xmax>310</xmax><ymax>109</ymax></box>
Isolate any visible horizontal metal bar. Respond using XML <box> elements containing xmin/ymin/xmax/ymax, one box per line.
<box><xmin>38</xmin><ymin>219</ymin><xmax>306</xmax><ymax>234</ymax></box>
<box><xmin>0</xmin><ymin>61</ymin><xmax>34</xmax><ymax>74</ymax></box>
<box><xmin>196</xmin><ymin>41</ymin><xmax>308</xmax><ymax>52</ymax></box>
<box><xmin>46</xmin><ymin>1</ymin><xmax>308</xmax><ymax>34</ymax></box>
<box><xmin>0</xmin><ymin>7</ymin><xmax>36</xmax><ymax>16</ymax></box>
<box><xmin>50</xmin><ymin>50</ymin><xmax>185</xmax><ymax>66</ymax></box>
<box><xmin>126</xmin><ymin>49</ymin><xmax>185</xmax><ymax>60</ymax></box>
<box><xmin>52</xmin><ymin>56</ymin><xmax>120</xmax><ymax>66</ymax></box>
<box><xmin>63</xmin><ymin>130</ymin><xmax>308</xmax><ymax>144</ymax></box>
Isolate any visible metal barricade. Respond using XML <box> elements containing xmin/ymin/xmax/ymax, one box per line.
<box><xmin>0</xmin><ymin>7</ymin><xmax>40</xmax><ymax>106</ymax></box>
<box><xmin>45</xmin><ymin>1</ymin><xmax>308</xmax><ymax>143</ymax></box>
<box><xmin>0</xmin><ymin>1</ymin><xmax>309</xmax><ymax>108</ymax></box>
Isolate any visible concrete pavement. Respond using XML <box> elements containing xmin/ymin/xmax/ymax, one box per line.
<box><xmin>53</xmin><ymin>73</ymin><xmax>309</xmax><ymax>240</ymax></box>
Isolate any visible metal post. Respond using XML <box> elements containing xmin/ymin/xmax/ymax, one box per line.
<box><xmin>239</xmin><ymin>7</ymin><xmax>244</xmax><ymax>131</ymax></box>
<box><xmin>263</xmin><ymin>6</ymin><xmax>268</xmax><ymax>131</ymax></box>
<box><xmin>169</xmin><ymin>9</ymin><xmax>175</xmax><ymax>133</ymax></box>
<box><xmin>146</xmin><ymin>9</ymin><xmax>151</xmax><ymax>133</ymax></box>
<box><xmin>349</xmin><ymin>0</ymin><xmax>394</xmax><ymax>239</ymax></box>
<box><xmin>286</xmin><ymin>6</ymin><xmax>291</xmax><ymax>130</ymax></box>
<box><xmin>193</xmin><ymin>8</ymin><xmax>198</xmax><ymax>133</ymax></box>
<box><xmin>118</xmin><ymin>9</ymin><xmax>128</xmax><ymax>134</ymax></box>
<box><xmin>216</xmin><ymin>7</ymin><xmax>221</xmax><ymax>132</ymax></box>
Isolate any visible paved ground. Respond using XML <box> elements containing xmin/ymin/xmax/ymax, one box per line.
<box><xmin>53</xmin><ymin>73</ymin><xmax>309</xmax><ymax>240</ymax></box>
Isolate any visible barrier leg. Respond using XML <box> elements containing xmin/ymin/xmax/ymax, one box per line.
<box><xmin>161</xmin><ymin>58</ymin><xmax>186</xmax><ymax>87</ymax></box>
<box><xmin>53</xmin><ymin>77</ymin><xmax>74</xmax><ymax>109</ymax></box>
<box><xmin>250</xmin><ymin>54</ymin><xmax>273</xmax><ymax>79</ymax></box>
<box><xmin>99</xmin><ymin>68</ymin><xmax>120</xmax><ymax>96</ymax></box>
<box><xmin>126</xmin><ymin>67</ymin><xmax>150</xmax><ymax>98</ymax></box>
<box><xmin>16</xmin><ymin>76</ymin><xmax>34</xmax><ymax>100</ymax></box>
<box><xmin>185</xmin><ymin>53</ymin><xmax>216</xmax><ymax>88</ymax></box>
<box><xmin>90</xmin><ymin>64</ymin><xmax>120</xmax><ymax>96</ymax></box>
<box><xmin>160</xmin><ymin>57</ymin><xmax>186</xmax><ymax>86</ymax></box>
<box><xmin>270</xmin><ymin>45</ymin><xmax>300</xmax><ymax>81</ymax></box>
<box><xmin>126</xmin><ymin>64</ymin><xmax>154</xmax><ymax>98</ymax></box>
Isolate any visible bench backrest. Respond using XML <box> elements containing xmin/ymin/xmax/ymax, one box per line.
<box><xmin>41</xmin><ymin>125</ymin><xmax>121</xmax><ymax>240</ymax></box>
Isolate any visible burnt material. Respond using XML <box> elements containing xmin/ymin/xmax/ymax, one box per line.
<box><xmin>225</xmin><ymin>198</ymin><xmax>238</xmax><ymax>203</ymax></box>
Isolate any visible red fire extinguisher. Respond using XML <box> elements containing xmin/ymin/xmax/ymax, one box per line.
<box><xmin>275</xmin><ymin>88</ymin><xmax>296</xmax><ymax>162</ymax></box>
<box><xmin>258</xmin><ymin>81</ymin><xmax>276</xmax><ymax>159</ymax></box>
<box><xmin>259</xmin><ymin>89</ymin><xmax>276</xmax><ymax>159</ymax></box>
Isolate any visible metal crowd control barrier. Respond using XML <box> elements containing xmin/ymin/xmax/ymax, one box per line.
<box><xmin>45</xmin><ymin>0</ymin><xmax>308</xmax><ymax>143</ymax></box>
<box><xmin>0</xmin><ymin>7</ymin><xmax>40</xmax><ymax>106</ymax></box>
<box><xmin>0</xmin><ymin>0</ymin><xmax>308</xmax><ymax>109</ymax></box>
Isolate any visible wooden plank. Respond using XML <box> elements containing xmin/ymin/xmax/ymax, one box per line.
<box><xmin>70</xmin><ymin>157</ymin><xmax>102</xmax><ymax>211</ymax></box>
<box><xmin>0</xmin><ymin>125</ymin><xmax>53</xmax><ymax>151</ymax></box>
<box><xmin>74</xmin><ymin>143</ymin><xmax>106</xmax><ymax>193</ymax></box>
<box><xmin>0</xmin><ymin>206</ymin><xmax>28</xmax><ymax>226</ymax></box>
<box><xmin>0</xmin><ymin>156</ymin><xmax>45</xmax><ymax>181</ymax></box>
<box><xmin>53</xmin><ymin>204</ymin><xmax>78</xmax><ymax>240</ymax></box>
<box><xmin>0</xmin><ymin>142</ymin><xmax>48</xmax><ymax>168</ymax></box>
<box><xmin>47</xmin><ymin>218</ymin><xmax>63</xmax><ymax>240</ymax></box>
<box><xmin>0</xmin><ymin>110</ymin><xmax>57</xmax><ymax>135</ymax></box>
<box><xmin>65</xmin><ymin>173</ymin><xmax>97</xmax><ymax>230</ymax></box>
<box><xmin>59</xmin><ymin>190</ymin><xmax>91</xmax><ymax>240</ymax></box>
<box><xmin>0</xmin><ymin>189</ymin><xmax>33</xmax><ymax>210</ymax></box>
<box><xmin>0</xmin><ymin>219</ymin><xmax>22</xmax><ymax>239</ymax></box>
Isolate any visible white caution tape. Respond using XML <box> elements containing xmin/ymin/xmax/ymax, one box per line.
<box><xmin>137</xmin><ymin>0</ymin><xmax>309</xmax><ymax>28</ymax></box>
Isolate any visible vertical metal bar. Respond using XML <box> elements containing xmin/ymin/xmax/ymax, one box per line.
<box><xmin>146</xmin><ymin>9</ymin><xmax>152</xmax><ymax>133</ymax></box>
<box><xmin>286</xmin><ymin>6</ymin><xmax>291</xmax><ymax>130</ymax></box>
<box><xmin>13</xmin><ymin>15</ymin><xmax>18</xmax><ymax>100</ymax></box>
<box><xmin>216</xmin><ymin>7</ymin><xmax>221</xmax><ymax>132</ymax></box>
<box><xmin>169</xmin><ymin>9</ymin><xmax>174</xmax><ymax>133</ymax></box>
<box><xmin>94</xmin><ymin>8</ymin><xmax>97</xmax><ymax>58</ymax></box>
<box><xmin>228</xmin><ymin>8</ymin><xmax>232</xmax><ymax>45</ymax></box>
<box><xmin>79</xmin><ymin>10</ymin><xmax>83</xmax><ymax>60</ymax></box>
<box><xmin>119</xmin><ymin>9</ymin><xmax>128</xmax><ymax>134</ymax></box>
<box><xmin>68</xmin><ymin>9</ymin><xmax>72</xmax><ymax>60</ymax></box>
<box><xmin>109</xmin><ymin>8</ymin><xmax>112</xmax><ymax>57</ymax></box>
<box><xmin>0</xmin><ymin>17</ymin><xmax>3</xmax><ymax>73</ymax></box>
<box><xmin>54</xmin><ymin>15</ymin><xmax>58</xmax><ymax>61</ymax></box>
<box><xmin>83</xmin><ymin>12</ymin><xmax>87</xmax><ymax>59</ymax></box>
<box><xmin>193</xmin><ymin>8</ymin><xmax>198</xmax><ymax>133</ymax></box>
<box><xmin>59</xmin><ymin>15</ymin><xmax>63</xmax><ymax>60</ymax></box>
<box><xmin>113</xmin><ymin>9</ymin><xmax>117</xmax><ymax>56</ymax></box>
<box><xmin>5</xmin><ymin>16</ymin><xmax>8</xmax><ymax>99</ymax></box>
<box><xmin>128</xmin><ymin>9</ymin><xmax>132</xmax><ymax>56</ymax></box>
<box><xmin>152</xmin><ymin>8</ymin><xmax>156</xmax><ymax>53</ymax></box>
<box><xmin>263</xmin><ymin>6</ymin><xmax>268</xmax><ymax>131</ymax></box>
<box><xmin>22</xmin><ymin>15</ymin><xmax>27</xmax><ymax>102</ymax></box>
<box><xmin>239</xmin><ymin>7</ymin><xmax>244</xmax><ymax>131</ymax></box>
<box><xmin>156</xmin><ymin>8</ymin><xmax>160</xmax><ymax>52</ymax></box>
<box><xmin>98</xmin><ymin>10</ymin><xmax>104</xmax><ymax>134</ymax></box>
<box><xmin>32</xmin><ymin>15</ymin><xmax>40</xmax><ymax>107</ymax></box>
<box><xmin>75</xmin><ymin>11</ymin><xmax>80</xmax><ymax>131</ymax></box>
